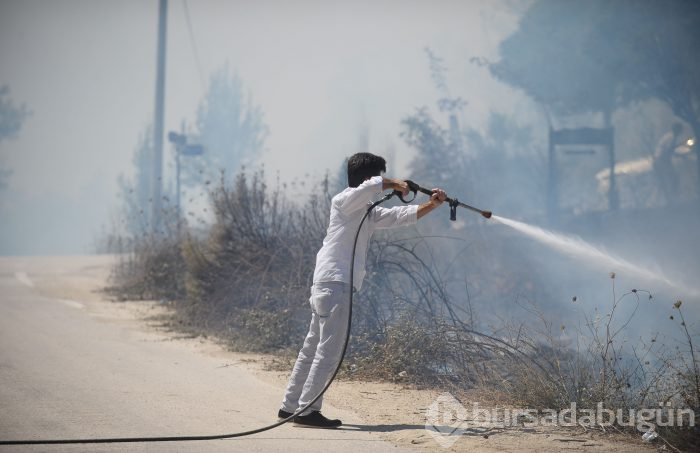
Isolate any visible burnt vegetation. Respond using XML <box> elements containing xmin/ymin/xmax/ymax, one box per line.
<box><xmin>104</xmin><ymin>165</ymin><xmax>698</xmax><ymax>450</ymax></box>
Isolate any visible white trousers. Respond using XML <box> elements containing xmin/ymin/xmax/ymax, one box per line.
<box><xmin>281</xmin><ymin>281</ymin><xmax>350</xmax><ymax>415</ymax></box>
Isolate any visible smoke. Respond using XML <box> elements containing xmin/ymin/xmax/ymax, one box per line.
<box><xmin>491</xmin><ymin>215</ymin><xmax>700</xmax><ymax>298</ymax></box>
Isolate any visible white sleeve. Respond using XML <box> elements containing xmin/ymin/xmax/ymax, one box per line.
<box><xmin>333</xmin><ymin>175</ymin><xmax>383</xmax><ymax>214</ymax></box>
<box><xmin>371</xmin><ymin>205</ymin><xmax>418</xmax><ymax>229</ymax></box>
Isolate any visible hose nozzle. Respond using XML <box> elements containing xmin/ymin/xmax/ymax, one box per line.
<box><xmin>449</xmin><ymin>197</ymin><xmax>492</xmax><ymax>221</ymax></box>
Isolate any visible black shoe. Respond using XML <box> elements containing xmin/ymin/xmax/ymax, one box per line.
<box><xmin>293</xmin><ymin>411</ymin><xmax>342</xmax><ymax>428</ymax></box>
<box><xmin>278</xmin><ymin>409</ymin><xmax>294</xmax><ymax>420</ymax></box>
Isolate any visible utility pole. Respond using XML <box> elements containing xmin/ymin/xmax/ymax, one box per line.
<box><xmin>151</xmin><ymin>0</ymin><xmax>167</xmax><ymax>236</ymax></box>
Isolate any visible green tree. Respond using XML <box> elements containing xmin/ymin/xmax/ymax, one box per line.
<box><xmin>0</xmin><ymin>85</ymin><xmax>30</xmax><ymax>189</ymax></box>
<box><xmin>490</xmin><ymin>1</ymin><xmax>617</xmax><ymax>115</ymax></box>
<box><xmin>183</xmin><ymin>65</ymin><xmax>268</xmax><ymax>187</ymax></box>
<box><xmin>491</xmin><ymin>0</ymin><xmax>700</xmax><ymax>133</ymax></box>
<box><xmin>490</xmin><ymin>0</ymin><xmax>700</xmax><ymax>195</ymax></box>
<box><xmin>597</xmin><ymin>0</ymin><xmax>700</xmax><ymax>136</ymax></box>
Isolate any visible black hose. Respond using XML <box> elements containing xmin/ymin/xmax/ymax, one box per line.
<box><xmin>0</xmin><ymin>195</ymin><xmax>389</xmax><ymax>445</ymax></box>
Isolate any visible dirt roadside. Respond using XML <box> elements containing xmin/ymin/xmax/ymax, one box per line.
<box><xmin>9</xmin><ymin>254</ymin><xmax>660</xmax><ymax>452</ymax></box>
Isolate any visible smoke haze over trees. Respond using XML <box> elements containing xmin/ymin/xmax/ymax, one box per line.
<box><xmin>185</xmin><ymin>65</ymin><xmax>268</xmax><ymax>188</ymax></box>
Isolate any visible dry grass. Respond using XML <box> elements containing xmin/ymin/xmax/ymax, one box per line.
<box><xmin>104</xmin><ymin>169</ymin><xmax>699</xmax><ymax>451</ymax></box>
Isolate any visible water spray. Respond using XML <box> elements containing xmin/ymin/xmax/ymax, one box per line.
<box><xmin>395</xmin><ymin>179</ymin><xmax>697</xmax><ymax>297</ymax></box>
<box><xmin>491</xmin><ymin>215</ymin><xmax>700</xmax><ymax>297</ymax></box>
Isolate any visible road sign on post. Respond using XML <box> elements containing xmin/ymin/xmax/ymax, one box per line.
<box><xmin>182</xmin><ymin>144</ymin><xmax>203</xmax><ymax>156</ymax></box>
<box><xmin>548</xmin><ymin>126</ymin><xmax>616</xmax><ymax>224</ymax></box>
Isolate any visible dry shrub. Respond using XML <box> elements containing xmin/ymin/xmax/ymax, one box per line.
<box><xmin>105</xmin><ymin>169</ymin><xmax>698</xmax><ymax>450</ymax></box>
<box><xmin>174</xmin><ymin>170</ymin><xmax>329</xmax><ymax>351</ymax></box>
<box><xmin>107</xmin><ymin>234</ymin><xmax>186</xmax><ymax>302</ymax></box>
<box><xmin>489</xmin><ymin>284</ymin><xmax>699</xmax><ymax>450</ymax></box>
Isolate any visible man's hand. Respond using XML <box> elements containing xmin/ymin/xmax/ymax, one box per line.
<box><xmin>417</xmin><ymin>187</ymin><xmax>447</xmax><ymax>220</ymax></box>
<box><xmin>381</xmin><ymin>177</ymin><xmax>410</xmax><ymax>197</ymax></box>
<box><xmin>430</xmin><ymin>188</ymin><xmax>447</xmax><ymax>206</ymax></box>
<box><xmin>394</xmin><ymin>180</ymin><xmax>410</xmax><ymax>198</ymax></box>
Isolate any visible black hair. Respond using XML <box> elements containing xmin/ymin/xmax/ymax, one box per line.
<box><xmin>347</xmin><ymin>152</ymin><xmax>386</xmax><ymax>187</ymax></box>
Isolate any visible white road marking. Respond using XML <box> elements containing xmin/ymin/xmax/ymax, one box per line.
<box><xmin>57</xmin><ymin>299</ymin><xmax>85</xmax><ymax>309</ymax></box>
<box><xmin>13</xmin><ymin>271</ymin><xmax>84</xmax><ymax>309</ymax></box>
<box><xmin>14</xmin><ymin>272</ymin><xmax>34</xmax><ymax>288</ymax></box>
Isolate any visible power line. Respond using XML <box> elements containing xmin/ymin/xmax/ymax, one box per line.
<box><xmin>182</xmin><ymin>0</ymin><xmax>206</xmax><ymax>96</ymax></box>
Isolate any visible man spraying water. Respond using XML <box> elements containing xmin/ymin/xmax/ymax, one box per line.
<box><xmin>0</xmin><ymin>155</ymin><xmax>494</xmax><ymax>444</ymax></box>
<box><xmin>278</xmin><ymin>152</ymin><xmax>447</xmax><ymax>428</ymax></box>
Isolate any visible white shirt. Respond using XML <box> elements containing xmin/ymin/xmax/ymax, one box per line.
<box><xmin>313</xmin><ymin>175</ymin><xmax>418</xmax><ymax>291</ymax></box>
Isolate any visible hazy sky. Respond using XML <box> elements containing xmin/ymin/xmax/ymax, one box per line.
<box><xmin>0</xmin><ymin>0</ymin><xmax>527</xmax><ymax>255</ymax></box>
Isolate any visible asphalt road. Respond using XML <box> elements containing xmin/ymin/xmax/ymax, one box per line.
<box><xmin>0</xmin><ymin>257</ymin><xmax>411</xmax><ymax>452</ymax></box>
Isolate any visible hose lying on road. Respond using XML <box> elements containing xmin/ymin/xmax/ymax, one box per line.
<box><xmin>0</xmin><ymin>194</ymin><xmax>392</xmax><ymax>446</ymax></box>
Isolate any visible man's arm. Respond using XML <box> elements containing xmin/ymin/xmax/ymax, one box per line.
<box><xmin>335</xmin><ymin>176</ymin><xmax>410</xmax><ymax>214</ymax></box>
<box><xmin>417</xmin><ymin>188</ymin><xmax>447</xmax><ymax>219</ymax></box>
<box><xmin>370</xmin><ymin>185</ymin><xmax>446</xmax><ymax>228</ymax></box>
